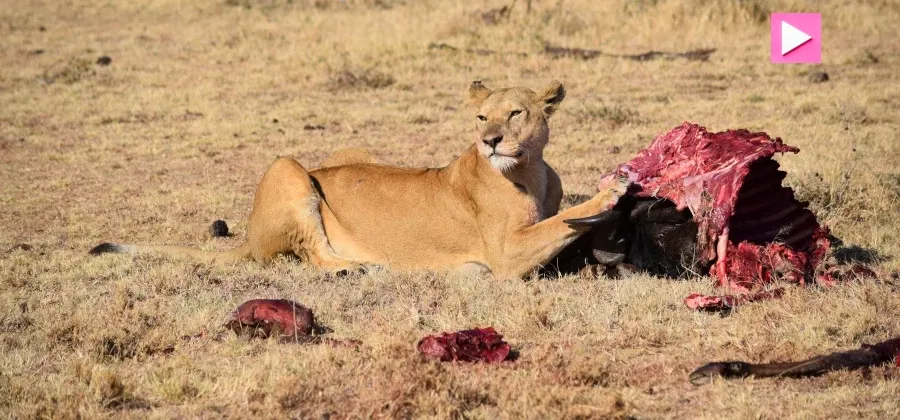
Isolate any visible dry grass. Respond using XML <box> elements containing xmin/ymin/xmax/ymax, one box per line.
<box><xmin>1</xmin><ymin>0</ymin><xmax>899</xmax><ymax>417</ymax></box>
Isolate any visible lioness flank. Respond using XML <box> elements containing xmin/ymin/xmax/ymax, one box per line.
<box><xmin>91</xmin><ymin>81</ymin><xmax>629</xmax><ymax>279</ymax></box>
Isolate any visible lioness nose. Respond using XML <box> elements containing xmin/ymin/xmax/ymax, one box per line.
<box><xmin>482</xmin><ymin>135</ymin><xmax>503</xmax><ymax>148</ymax></box>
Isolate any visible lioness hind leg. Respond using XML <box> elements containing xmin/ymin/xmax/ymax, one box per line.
<box><xmin>247</xmin><ymin>157</ymin><xmax>359</xmax><ymax>271</ymax></box>
<box><xmin>321</xmin><ymin>147</ymin><xmax>376</xmax><ymax>168</ymax></box>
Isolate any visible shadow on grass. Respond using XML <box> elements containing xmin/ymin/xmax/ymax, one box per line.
<box><xmin>828</xmin><ymin>234</ymin><xmax>889</xmax><ymax>265</ymax></box>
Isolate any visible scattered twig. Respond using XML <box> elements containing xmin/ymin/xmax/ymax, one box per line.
<box><xmin>690</xmin><ymin>337</ymin><xmax>900</xmax><ymax>386</ymax></box>
<box><xmin>543</xmin><ymin>44</ymin><xmax>604</xmax><ymax>60</ymax></box>
<box><xmin>543</xmin><ymin>44</ymin><xmax>716</xmax><ymax>62</ymax></box>
<box><xmin>627</xmin><ymin>49</ymin><xmax>716</xmax><ymax>62</ymax></box>
<box><xmin>427</xmin><ymin>43</ymin><xmax>527</xmax><ymax>57</ymax></box>
<box><xmin>429</xmin><ymin>42</ymin><xmax>715</xmax><ymax>62</ymax></box>
<box><xmin>481</xmin><ymin>4</ymin><xmax>512</xmax><ymax>25</ymax></box>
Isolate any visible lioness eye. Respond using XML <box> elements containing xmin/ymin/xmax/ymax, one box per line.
<box><xmin>510</xmin><ymin>110</ymin><xmax>523</xmax><ymax>118</ymax></box>
<box><xmin>477</xmin><ymin>115</ymin><xmax>487</xmax><ymax>121</ymax></box>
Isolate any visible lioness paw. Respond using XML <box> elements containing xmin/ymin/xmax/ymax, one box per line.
<box><xmin>597</xmin><ymin>174</ymin><xmax>631</xmax><ymax>197</ymax></box>
<box><xmin>325</xmin><ymin>263</ymin><xmax>383</xmax><ymax>279</ymax></box>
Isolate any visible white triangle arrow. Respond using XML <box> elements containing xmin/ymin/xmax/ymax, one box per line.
<box><xmin>781</xmin><ymin>20</ymin><xmax>812</xmax><ymax>56</ymax></box>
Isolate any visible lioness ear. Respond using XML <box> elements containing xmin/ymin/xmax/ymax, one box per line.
<box><xmin>536</xmin><ymin>80</ymin><xmax>566</xmax><ymax>116</ymax></box>
<box><xmin>467</xmin><ymin>81</ymin><xmax>492</xmax><ymax>108</ymax></box>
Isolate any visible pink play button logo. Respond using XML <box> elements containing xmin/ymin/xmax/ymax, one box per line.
<box><xmin>771</xmin><ymin>13</ymin><xmax>821</xmax><ymax>63</ymax></box>
<box><xmin>780</xmin><ymin>21</ymin><xmax>812</xmax><ymax>55</ymax></box>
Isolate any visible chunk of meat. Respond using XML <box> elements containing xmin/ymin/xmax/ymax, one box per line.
<box><xmin>418</xmin><ymin>327</ymin><xmax>511</xmax><ymax>363</ymax></box>
<box><xmin>684</xmin><ymin>289</ymin><xmax>784</xmax><ymax>311</ymax></box>
<box><xmin>225</xmin><ymin>299</ymin><xmax>315</xmax><ymax>341</ymax></box>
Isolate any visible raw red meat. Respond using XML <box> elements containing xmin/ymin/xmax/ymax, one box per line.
<box><xmin>418</xmin><ymin>327</ymin><xmax>511</xmax><ymax>363</ymax></box>
<box><xmin>684</xmin><ymin>288</ymin><xmax>784</xmax><ymax>311</ymax></box>
<box><xmin>614</xmin><ymin>123</ymin><xmax>834</xmax><ymax>308</ymax></box>
<box><xmin>225</xmin><ymin>299</ymin><xmax>315</xmax><ymax>341</ymax></box>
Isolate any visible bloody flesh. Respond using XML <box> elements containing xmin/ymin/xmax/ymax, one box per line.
<box><xmin>418</xmin><ymin>327</ymin><xmax>512</xmax><ymax>363</ymax></box>
<box><xmin>225</xmin><ymin>299</ymin><xmax>315</xmax><ymax>340</ymax></box>
<box><xmin>615</xmin><ymin>123</ymin><xmax>831</xmax><ymax>307</ymax></box>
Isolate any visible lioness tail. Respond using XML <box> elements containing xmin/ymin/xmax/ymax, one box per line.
<box><xmin>89</xmin><ymin>242</ymin><xmax>252</xmax><ymax>264</ymax></box>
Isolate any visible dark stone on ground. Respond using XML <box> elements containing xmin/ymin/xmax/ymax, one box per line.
<box><xmin>210</xmin><ymin>220</ymin><xmax>229</xmax><ymax>237</ymax></box>
<box><xmin>808</xmin><ymin>71</ymin><xmax>829</xmax><ymax>83</ymax></box>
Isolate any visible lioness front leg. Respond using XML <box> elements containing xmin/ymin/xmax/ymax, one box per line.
<box><xmin>494</xmin><ymin>176</ymin><xmax>630</xmax><ymax>279</ymax></box>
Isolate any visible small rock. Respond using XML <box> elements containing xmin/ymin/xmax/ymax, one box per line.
<box><xmin>30</xmin><ymin>49</ymin><xmax>44</xmax><ymax>55</ymax></box>
<box><xmin>607</xmin><ymin>146</ymin><xmax>621</xmax><ymax>154</ymax></box>
<box><xmin>96</xmin><ymin>56</ymin><xmax>112</xmax><ymax>66</ymax></box>
<box><xmin>303</xmin><ymin>124</ymin><xmax>325</xmax><ymax>131</ymax></box>
<box><xmin>39</xmin><ymin>26</ymin><xmax>46</xmax><ymax>32</ymax></box>
<box><xmin>272</xmin><ymin>118</ymin><xmax>279</xmax><ymax>123</ymax></box>
<box><xmin>210</xmin><ymin>220</ymin><xmax>229</xmax><ymax>237</ymax></box>
<box><xmin>808</xmin><ymin>71</ymin><xmax>829</xmax><ymax>83</ymax></box>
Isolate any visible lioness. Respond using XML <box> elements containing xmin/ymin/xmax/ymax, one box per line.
<box><xmin>91</xmin><ymin>81</ymin><xmax>628</xmax><ymax>279</ymax></box>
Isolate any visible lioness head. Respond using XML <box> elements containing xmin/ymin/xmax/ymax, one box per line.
<box><xmin>467</xmin><ymin>80</ymin><xmax>566</xmax><ymax>172</ymax></box>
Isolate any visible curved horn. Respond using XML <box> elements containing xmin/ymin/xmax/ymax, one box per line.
<box><xmin>564</xmin><ymin>209</ymin><xmax>622</xmax><ymax>227</ymax></box>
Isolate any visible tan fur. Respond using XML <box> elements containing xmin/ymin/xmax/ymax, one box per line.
<box><xmin>94</xmin><ymin>81</ymin><xmax>628</xmax><ymax>279</ymax></box>
<box><xmin>321</xmin><ymin>147</ymin><xmax>376</xmax><ymax>168</ymax></box>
